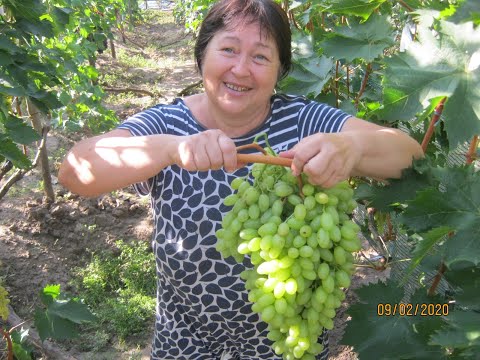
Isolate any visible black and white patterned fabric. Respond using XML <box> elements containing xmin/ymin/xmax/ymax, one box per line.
<box><xmin>118</xmin><ymin>94</ymin><xmax>351</xmax><ymax>360</ymax></box>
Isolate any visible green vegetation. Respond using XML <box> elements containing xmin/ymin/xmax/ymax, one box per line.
<box><xmin>73</xmin><ymin>240</ymin><xmax>156</xmax><ymax>345</ymax></box>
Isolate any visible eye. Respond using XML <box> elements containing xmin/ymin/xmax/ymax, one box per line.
<box><xmin>222</xmin><ymin>47</ymin><xmax>234</xmax><ymax>53</ymax></box>
<box><xmin>254</xmin><ymin>54</ymin><xmax>269</xmax><ymax>62</ymax></box>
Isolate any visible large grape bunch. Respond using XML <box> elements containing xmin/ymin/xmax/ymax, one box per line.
<box><xmin>216</xmin><ymin>149</ymin><xmax>361</xmax><ymax>360</ymax></box>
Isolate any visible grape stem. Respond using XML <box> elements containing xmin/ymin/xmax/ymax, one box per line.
<box><xmin>236</xmin><ymin>144</ymin><xmax>292</xmax><ymax>167</ymax></box>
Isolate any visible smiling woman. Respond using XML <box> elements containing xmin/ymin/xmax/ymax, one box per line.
<box><xmin>58</xmin><ymin>0</ymin><xmax>423</xmax><ymax>359</ymax></box>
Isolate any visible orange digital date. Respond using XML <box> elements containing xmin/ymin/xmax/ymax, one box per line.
<box><xmin>377</xmin><ymin>303</ymin><xmax>449</xmax><ymax>317</ymax></box>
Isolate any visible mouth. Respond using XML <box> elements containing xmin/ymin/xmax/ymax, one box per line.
<box><xmin>224</xmin><ymin>82</ymin><xmax>251</xmax><ymax>92</ymax></box>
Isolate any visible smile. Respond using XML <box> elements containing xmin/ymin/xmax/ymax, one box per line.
<box><xmin>225</xmin><ymin>83</ymin><xmax>250</xmax><ymax>92</ymax></box>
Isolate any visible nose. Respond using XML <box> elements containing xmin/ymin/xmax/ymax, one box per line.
<box><xmin>231</xmin><ymin>54</ymin><xmax>250</xmax><ymax>77</ymax></box>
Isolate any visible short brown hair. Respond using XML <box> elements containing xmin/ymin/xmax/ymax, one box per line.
<box><xmin>194</xmin><ymin>0</ymin><xmax>292</xmax><ymax>80</ymax></box>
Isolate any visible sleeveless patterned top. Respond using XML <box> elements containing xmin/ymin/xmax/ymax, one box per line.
<box><xmin>118</xmin><ymin>94</ymin><xmax>351</xmax><ymax>360</ymax></box>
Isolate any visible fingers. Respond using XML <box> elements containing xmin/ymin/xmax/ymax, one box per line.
<box><xmin>218</xmin><ymin>134</ymin><xmax>237</xmax><ymax>173</ymax></box>
<box><xmin>292</xmin><ymin>133</ymin><xmax>354</xmax><ymax>188</ymax></box>
<box><xmin>177</xmin><ymin>130</ymin><xmax>237</xmax><ymax>172</ymax></box>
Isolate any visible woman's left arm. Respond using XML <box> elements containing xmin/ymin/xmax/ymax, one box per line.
<box><xmin>341</xmin><ymin>117</ymin><xmax>424</xmax><ymax>179</ymax></box>
<box><xmin>280</xmin><ymin>117</ymin><xmax>424</xmax><ymax>187</ymax></box>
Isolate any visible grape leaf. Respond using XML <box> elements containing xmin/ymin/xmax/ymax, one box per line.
<box><xmin>444</xmin><ymin>263</ymin><xmax>480</xmax><ymax>309</ymax></box>
<box><xmin>400</xmin><ymin>166</ymin><xmax>480</xmax><ymax>266</ymax></box>
<box><xmin>448</xmin><ymin>1</ymin><xmax>480</xmax><ymax>25</ymax></box>
<box><xmin>320</xmin><ymin>0</ymin><xmax>386</xmax><ymax>20</ymax></box>
<box><xmin>342</xmin><ymin>281</ymin><xmax>445</xmax><ymax>359</ymax></box>
<box><xmin>320</xmin><ymin>14</ymin><xmax>395</xmax><ymax>62</ymax></box>
<box><xmin>380</xmin><ymin>18</ymin><xmax>480</xmax><ymax>149</ymax></box>
<box><xmin>406</xmin><ymin>226</ymin><xmax>452</xmax><ymax>277</ymax></box>
<box><xmin>34</xmin><ymin>285</ymin><xmax>96</xmax><ymax>341</ymax></box>
<box><xmin>429</xmin><ymin>310</ymin><xmax>480</xmax><ymax>357</ymax></box>
<box><xmin>354</xmin><ymin>161</ymin><xmax>433</xmax><ymax>211</ymax></box>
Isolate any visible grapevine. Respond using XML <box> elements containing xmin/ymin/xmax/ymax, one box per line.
<box><xmin>216</xmin><ymin>140</ymin><xmax>360</xmax><ymax>360</ymax></box>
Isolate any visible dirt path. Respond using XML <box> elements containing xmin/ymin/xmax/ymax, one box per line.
<box><xmin>0</xmin><ymin>8</ymin><xmax>385</xmax><ymax>360</ymax></box>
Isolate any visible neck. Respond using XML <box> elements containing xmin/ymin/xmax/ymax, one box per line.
<box><xmin>195</xmin><ymin>93</ymin><xmax>271</xmax><ymax>138</ymax></box>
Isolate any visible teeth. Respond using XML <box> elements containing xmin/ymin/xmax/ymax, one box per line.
<box><xmin>225</xmin><ymin>83</ymin><xmax>249</xmax><ymax>92</ymax></box>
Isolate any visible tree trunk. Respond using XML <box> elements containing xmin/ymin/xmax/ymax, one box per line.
<box><xmin>26</xmin><ymin>99</ymin><xmax>55</xmax><ymax>202</ymax></box>
<box><xmin>110</xmin><ymin>38</ymin><xmax>116</xmax><ymax>59</ymax></box>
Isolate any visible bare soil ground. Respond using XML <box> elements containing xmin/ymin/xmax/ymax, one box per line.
<box><xmin>0</xmin><ymin>9</ymin><xmax>387</xmax><ymax>360</ymax></box>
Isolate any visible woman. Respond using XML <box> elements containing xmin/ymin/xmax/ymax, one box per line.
<box><xmin>59</xmin><ymin>0</ymin><xmax>423</xmax><ymax>359</ymax></box>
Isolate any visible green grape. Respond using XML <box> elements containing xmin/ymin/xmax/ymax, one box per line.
<box><xmin>277</xmin><ymin>222</ymin><xmax>290</xmax><ymax>236</ymax></box>
<box><xmin>317</xmin><ymin>263</ymin><xmax>330</xmax><ymax>280</ymax></box>
<box><xmin>322</xmin><ymin>275</ymin><xmax>335</xmax><ymax>294</ymax></box>
<box><xmin>287</xmin><ymin>217</ymin><xmax>304</xmax><ymax>230</ymax></box>
<box><xmin>272</xmin><ymin>199</ymin><xmax>284</xmax><ymax>216</ymax></box>
<box><xmin>258</xmin><ymin>222</ymin><xmax>278</xmax><ymax>237</ymax></box>
<box><xmin>223</xmin><ymin>193</ymin><xmax>239</xmax><ymax>206</ymax></box>
<box><xmin>299</xmin><ymin>245</ymin><xmax>314</xmax><ymax>258</ymax></box>
<box><xmin>248</xmin><ymin>203</ymin><xmax>261</xmax><ymax>219</ymax></box>
<box><xmin>316</xmin><ymin>228</ymin><xmax>330</xmax><ymax>248</ymax></box>
<box><xmin>262</xmin><ymin>305</ymin><xmax>276</xmax><ymax>322</ymax></box>
<box><xmin>284</xmin><ymin>278</ymin><xmax>298</xmax><ymax>295</ymax></box>
<box><xmin>288</xmin><ymin>247</ymin><xmax>300</xmax><ymax>259</ymax></box>
<box><xmin>335</xmin><ymin>269</ymin><xmax>352</xmax><ymax>288</ymax></box>
<box><xmin>333</xmin><ymin>246</ymin><xmax>347</xmax><ymax>265</ymax></box>
<box><xmin>230</xmin><ymin>177</ymin><xmax>245</xmax><ymax>190</ymax></box>
<box><xmin>258</xmin><ymin>193</ymin><xmax>270</xmax><ymax>212</ymax></box>
<box><xmin>293</xmin><ymin>235</ymin><xmax>306</xmax><ymax>248</ymax></box>
<box><xmin>320</xmin><ymin>212</ymin><xmax>334</xmax><ymax>231</ymax></box>
<box><xmin>299</xmin><ymin>225</ymin><xmax>312</xmax><ymax>238</ymax></box>
<box><xmin>238</xmin><ymin>180</ymin><xmax>251</xmax><ymax>196</ymax></box>
<box><xmin>315</xmin><ymin>192</ymin><xmax>329</xmax><ymax>204</ymax></box>
<box><xmin>274</xmin><ymin>182</ymin><xmax>294</xmax><ymax>197</ymax></box>
<box><xmin>237</xmin><ymin>209</ymin><xmax>250</xmax><ymax>222</ymax></box>
<box><xmin>288</xmin><ymin>194</ymin><xmax>303</xmax><ymax>206</ymax></box>
<box><xmin>294</xmin><ymin>204</ymin><xmax>307</xmax><ymax>221</ymax></box>
<box><xmin>303</xmin><ymin>195</ymin><xmax>316</xmax><ymax>210</ymax></box>
<box><xmin>248</xmin><ymin>237</ymin><xmax>262</xmax><ymax>252</ymax></box>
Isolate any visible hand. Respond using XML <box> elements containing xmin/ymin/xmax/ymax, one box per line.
<box><xmin>172</xmin><ymin>130</ymin><xmax>238</xmax><ymax>172</ymax></box>
<box><xmin>279</xmin><ymin>132</ymin><xmax>360</xmax><ymax>188</ymax></box>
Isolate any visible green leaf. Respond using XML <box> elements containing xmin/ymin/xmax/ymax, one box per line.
<box><xmin>321</xmin><ymin>14</ymin><xmax>395</xmax><ymax>62</ymax></box>
<box><xmin>40</xmin><ymin>284</ymin><xmax>61</xmax><ymax>305</ymax></box>
<box><xmin>401</xmin><ymin>166</ymin><xmax>480</xmax><ymax>266</ymax></box>
<box><xmin>321</xmin><ymin>0</ymin><xmax>386</xmax><ymax>20</ymax></box>
<box><xmin>34</xmin><ymin>308</ymin><xmax>79</xmax><ymax>341</ymax></box>
<box><xmin>448</xmin><ymin>1</ymin><xmax>480</xmax><ymax>25</ymax></box>
<box><xmin>342</xmin><ymin>281</ymin><xmax>445</xmax><ymax>359</ymax></box>
<box><xmin>354</xmin><ymin>161</ymin><xmax>433</xmax><ymax>211</ymax></box>
<box><xmin>406</xmin><ymin>226</ymin><xmax>452</xmax><ymax>277</ymax></box>
<box><xmin>444</xmin><ymin>263</ymin><xmax>480</xmax><ymax>309</ymax></box>
<box><xmin>0</xmin><ymin>34</ymin><xmax>22</xmax><ymax>54</ymax></box>
<box><xmin>34</xmin><ymin>286</ymin><xmax>96</xmax><ymax>341</ymax></box>
<box><xmin>279</xmin><ymin>56</ymin><xmax>334</xmax><ymax>97</ymax></box>
<box><xmin>11</xmin><ymin>329</ymin><xmax>34</xmax><ymax>360</ymax></box>
<box><xmin>0</xmin><ymin>134</ymin><xmax>31</xmax><ymax>169</ymax></box>
<box><xmin>380</xmin><ymin>19</ymin><xmax>480</xmax><ymax>149</ymax></box>
<box><xmin>429</xmin><ymin>310</ymin><xmax>480</xmax><ymax>356</ymax></box>
<box><xmin>3</xmin><ymin>115</ymin><xmax>41</xmax><ymax>145</ymax></box>
<box><xmin>47</xmin><ymin>299</ymin><xmax>97</xmax><ymax>324</ymax></box>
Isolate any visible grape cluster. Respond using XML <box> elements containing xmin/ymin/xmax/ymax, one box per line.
<box><xmin>0</xmin><ymin>285</ymin><xmax>10</xmax><ymax>320</ymax></box>
<box><xmin>216</xmin><ymin>160</ymin><xmax>361</xmax><ymax>360</ymax></box>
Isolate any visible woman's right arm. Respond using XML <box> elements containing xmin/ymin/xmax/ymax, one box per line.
<box><xmin>58</xmin><ymin>129</ymin><xmax>237</xmax><ymax>197</ymax></box>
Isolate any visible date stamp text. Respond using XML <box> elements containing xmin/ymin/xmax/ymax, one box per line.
<box><xmin>377</xmin><ymin>303</ymin><xmax>449</xmax><ymax>317</ymax></box>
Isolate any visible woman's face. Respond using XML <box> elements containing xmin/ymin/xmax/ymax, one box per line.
<box><xmin>201</xmin><ymin>21</ymin><xmax>281</xmax><ymax>119</ymax></box>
